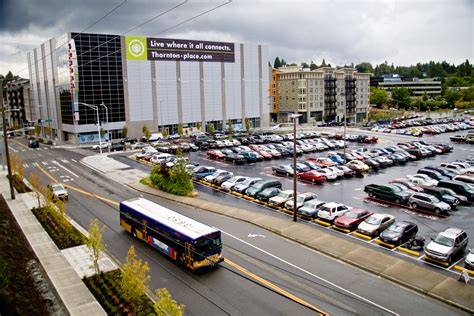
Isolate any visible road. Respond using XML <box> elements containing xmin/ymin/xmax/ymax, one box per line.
<box><xmin>9</xmin><ymin>138</ymin><xmax>468</xmax><ymax>315</ymax></box>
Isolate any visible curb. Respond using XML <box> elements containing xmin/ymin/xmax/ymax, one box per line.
<box><xmin>126</xmin><ymin>182</ymin><xmax>474</xmax><ymax>314</ymax></box>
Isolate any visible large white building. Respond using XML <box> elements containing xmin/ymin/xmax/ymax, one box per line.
<box><xmin>27</xmin><ymin>32</ymin><xmax>270</xmax><ymax>143</ymax></box>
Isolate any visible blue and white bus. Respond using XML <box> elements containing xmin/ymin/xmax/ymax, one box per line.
<box><xmin>120</xmin><ymin>198</ymin><xmax>223</xmax><ymax>270</ymax></box>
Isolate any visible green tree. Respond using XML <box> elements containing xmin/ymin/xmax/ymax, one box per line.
<box><xmin>310</xmin><ymin>61</ymin><xmax>317</xmax><ymax>70</ymax></box>
<box><xmin>355</xmin><ymin>62</ymin><xmax>373</xmax><ymax>73</ymax></box>
<box><xmin>244</xmin><ymin>117</ymin><xmax>250</xmax><ymax>133</ymax></box>
<box><xmin>154</xmin><ymin>288</ymin><xmax>185</xmax><ymax>316</ymax></box>
<box><xmin>273</xmin><ymin>57</ymin><xmax>282</xmax><ymax>68</ymax></box>
<box><xmin>120</xmin><ymin>245</ymin><xmax>150</xmax><ymax>314</ymax></box>
<box><xmin>207</xmin><ymin>123</ymin><xmax>215</xmax><ymax>135</ymax></box>
<box><xmin>142</xmin><ymin>125</ymin><xmax>149</xmax><ymax>138</ymax></box>
<box><xmin>99</xmin><ymin>127</ymin><xmax>105</xmax><ymax>140</ymax></box>
<box><xmin>369</xmin><ymin>87</ymin><xmax>389</xmax><ymax>107</ymax></box>
<box><xmin>444</xmin><ymin>89</ymin><xmax>461</xmax><ymax>106</ymax></box>
<box><xmin>196</xmin><ymin>121</ymin><xmax>202</xmax><ymax>131</ymax></box>
<box><xmin>301</xmin><ymin>62</ymin><xmax>309</xmax><ymax>68</ymax></box>
<box><xmin>391</xmin><ymin>87</ymin><xmax>412</xmax><ymax>109</ymax></box>
<box><xmin>177</xmin><ymin>123</ymin><xmax>183</xmax><ymax>136</ymax></box>
<box><xmin>86</xmin><ymin>219</ymin><xmax>106</xmax><ymax>280</ymax></box>
<box><xmin>161</xmin><ymin>128</ymin><xmax>169</xmax><ymax>139</ymax></box>
<box><xmin>227</xmin><ymin>120</ymin><xmax>233</xmax><ymax>134</ymax></box>
<box><xmin>29</xmin><ymin>173</ymin><xmax>43</xmax><ymax>207</ymax></box>
<box><xmin>281</xmin><ymin>59</ymin><xmax>287</xmax><ymax>66</ymax></box>
<box><xmin>34</xmin><ymin>125</ymin><xmax>41</xmax><ymax>136</ymax></box>
<box><xmin>122</xmin><ymin>126</ymin><xmax>128</xmax><ymax>138</ymax></box>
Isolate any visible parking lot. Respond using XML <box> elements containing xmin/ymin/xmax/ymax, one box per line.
<box><xmin>126</xmin><ymin>128</ymin><xmax>474</xmax><ymax>278</ymax></box>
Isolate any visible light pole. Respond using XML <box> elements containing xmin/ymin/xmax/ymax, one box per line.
<box><xmin>0</xmin><ymin>79</ymin><xmax>15</xmax><ymax>200</ymax></box>
<box><xmin>99</xmin><ymin>102</ymin><xmax>109</xmax><ymax>141</ymax></box>
<box><xmin>290</xmin><ymin>113</ymin><xmax>302</xmax><ymax>222</ymax></box>
<box><xmin>341</xmin><ymin>93</ymin><xmax>347</xmax><ymax>160</ymax></box>
<box><xmin>78</xmin><ymin>102</ymin><xmax>102</xmax><ymax>154</ymax></box>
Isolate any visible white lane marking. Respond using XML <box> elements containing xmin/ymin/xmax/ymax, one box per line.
<box><xmin>221</xmin><ymin>230</ymin><xmax>398</xmax><ymax>315</ymax></box>
<box><xmin>71</xmin><ymin>159</ymin><xmax>78</xmax><ymax>163</ymax></box>
<box><xmin>61</xmin><ymin>159</ymin><xmax>69</xmax><ymax>164</ymax></box>
<box><xmin>63</xmin><ymin>179</ymin><xmax>70</xmax><ymax>182</ymax></box>
<box><xmin>21</xmin><ymin>149</ymin><xmax>26</xmax><ymax>152</ymax></box>
<box><xmin>52</xmin><ymin>160</ymin><xmax>79</xmax><ymax>178</ymax></box>
<box><xmin>248</xmin><ymin>233</ymin><xmax>266</xmax><ymax>238</ymax></box>
<box><xmin>8</xmin><ymin>146</ymin><xmax>18</xmax><ymax>153</ymax></box>
<box><xmin>59</xmin><ymin>175</ymin><xmax>64</xmax><ymax>178</ymax></box>
<box><xmin>23</xmin><ymin>163</ymin><xmax>29</xmax><ymax>168</ymax></box>
<box><xmin>42</xmin><ymin>161</ymin><xmax>48</xmax><ymax>166</ymax></box>
<box><xmin>32</xmin><ymin>162</ymin><xmax>39</xmax><ymax>167</ymax></box>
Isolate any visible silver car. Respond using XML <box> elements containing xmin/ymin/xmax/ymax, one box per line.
<box><xmin>408</xmin><ymin>192</ymin><xmax>450</xmax><ymax>215</ymax></box>
<box><xmin>425</xmin><ymin>228</ymin><xmax>469</xmax><ymax>263</ymax></box>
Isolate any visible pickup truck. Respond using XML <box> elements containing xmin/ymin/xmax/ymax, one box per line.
<box><xmin>364</xmin><ymin>184</ymin><xmax>411</xmax><ymax>205</ymax></box>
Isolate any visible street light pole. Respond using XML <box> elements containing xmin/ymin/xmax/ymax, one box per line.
<box><xmin>99</xmin><ymin>102</ymin><xmax>109</xmax><ymax>141</ymax></box>
<box><xmin>0</xmin><ymin>80</ymin><xmax>15</xmax><ymax>200</ymax></box>
<box><xmin>290</xmin><ymin>113</ymin><xmax>302</xmax><ymax>222</ymax></box>
<box><xmin>78</xmin><ymin>102</ymin><xmax>102</xmax><ymax>154</ymax></box>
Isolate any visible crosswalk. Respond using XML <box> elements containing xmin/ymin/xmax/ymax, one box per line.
<box><xmin>9</xmin><ymin>146</ymin><xmax>52</xmax><ymax>153</ymax></box>
<box><xmin>28</xmin><ymin>158</ymin><xmax>80</xmax><ymax>182</ymax></box>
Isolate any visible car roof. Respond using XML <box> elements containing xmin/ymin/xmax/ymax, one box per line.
<box><xmin>370</xmin><ymin>213</ymin><xmax>390</xmax><ymax>219</ymax></box>
<box><xmin>322</xmin><ymin>202</ymin><xmax>344</xmax><ymax>208</ymax></box>
<box><xmin>443</xmin><ymin>227</ymin><xmax>464</xmax><ymax>237</ymax></box>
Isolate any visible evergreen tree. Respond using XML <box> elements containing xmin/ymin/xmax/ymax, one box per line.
<box><xmin>273</xmin><ymin>57</ymin><xmax>282</xmax><ymax>68</ymax></box>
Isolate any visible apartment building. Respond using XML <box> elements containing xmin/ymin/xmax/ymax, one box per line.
<box><xmin>276</xmin><ymin>66</ymin><xmax>370</xmax><ymax>124</ymax></box>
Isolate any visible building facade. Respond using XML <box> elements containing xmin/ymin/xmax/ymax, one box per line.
<box><xmin>28</xmin><ymin>32</ymin><xmax>270</xmax><ymax>143</ymax></box>
<box><xmin>371</xmin><ymin>75</ymin><xmax>442</xmax><ymax>97</ymax></box>
<box><xmin>4</xmin><ymin>78</ymin><xmax>34</xmax><ymax>130</ymax></box>
<box><xmin>276</xmin><ymin>66</ymin><xmax>370</xmax><ymax>124</ymax></box>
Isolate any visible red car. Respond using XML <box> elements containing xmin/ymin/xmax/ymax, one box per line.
<box><xmin>334</xmin><ymin>209</ymin><xmax>373</xmax><ymax>230</ymax></box>
<box><xmin>255</xmin><ymin>149</ymin><xmax>272</xmax><ymax>160</ymax></box>
<box><xmin>307</xmin><ymin>157</ymin><xmax>336</xmax><ymax>167</ymax></box>
<box><xmin>207</xmin><ymin>150</ymin><xmax>225</xmax><ymax>160</ymax></box>
<box><xmin>297</xmin><ymin>170</ymin><xmax>326</xmax><ymax>183</ymax></box>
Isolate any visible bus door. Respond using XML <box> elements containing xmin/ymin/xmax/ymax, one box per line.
<box><xmin>184</xmin><ymin>242</ymin><xmax>194</xmax><ymax>270</ymax></box>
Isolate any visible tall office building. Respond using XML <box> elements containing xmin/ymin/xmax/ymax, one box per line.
<box><xmin>27</xmin><ymin>32</ymin><xmax>270</xmax><ymax>143</ymax></box>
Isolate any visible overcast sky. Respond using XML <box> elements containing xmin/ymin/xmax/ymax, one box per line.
<box><xmin>0</xmin><ymin>0</ymin><xmax>472</xmax><ymax>77</ymax></box>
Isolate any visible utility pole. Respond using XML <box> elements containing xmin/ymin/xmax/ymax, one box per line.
<box><xmin>0</xmin><ymin>79</ymin><xmax>15</xmax><ymax>200</ymax></box>
<box><xmin>290</xmin><ymin>113</ymin><xmax>302</xmax><ymax>222</ymax></box>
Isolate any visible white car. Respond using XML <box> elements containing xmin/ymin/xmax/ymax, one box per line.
<box><xmin>406</xmin><ymin>175</ymin><xmax>438</xmax><ymax>188</ymax></box>
<box><xmin>232</xmin><ymin>139</ymin><xmax>241</xmax><ymax>146</ymax></box>
<box><xmin>357</xmin><ymin>213</ymin><xmax>395</xmax><ymax>236</ymax></box>
<box><xmin>223</xmin><ymin>140</ymin><xmax>234</xmax><ymax>147</ymax></box>
<box><xmin>317</xmin><ymin>202</ymin><xmax>351</xmax><ymax>221</ymax></box>
<box><xmin>203</xmin><ymin>169</ymin><xmax>233</xmax><ymax>182</ymax></box>
<box><xmin>317</xmin><ymin>168</ymin><xmax>338</xmax><ymax>180</ymax></box>
<box><xmin>221</xmin><ymin>176</ymin><xmax>248</xmax><ymax>191</ymax></box>
<box><xmin>92</xmin><ymin>142</ymin><xmax>110</xmax><ymax>150</ymax></box>
<box><xmin>285</xmin><ymin>192</ymin><xmax>318</xmax><ymax>210</ymax></box>
<box><xmin>465</xmin><ymin>249</ymin><xmax>474</xmax><ymax>270</ymax></box>
<box><xmin>323</xmin><ymin>166</ymin><xmax>344</xmax><ymax>178</ymax></box>
<box><xmin>216</xmin><ymin>140</ymin><xmax>225</xmax><ymax>148</ymax></box>
<box><xmin>48</xmin><ymin>183</ymin><xmax>68</xmax><ymax>200</ymax></box>
<box><xmin>269</xmin><ymin>190</ymin><xmax>295</xmax><ymax>206</ymax></box>
<box><xmin>150</xmin><ymin>153</ymin><xmax>173</xmax><ymax>164</ymax></box>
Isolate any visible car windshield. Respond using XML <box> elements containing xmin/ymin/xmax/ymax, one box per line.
<box><xmin>52</xmin><ymin>185</ymin><xmax>64</xmax><ymax>192</ymax></box>
<box><xmin>296</xmin><ymin>196</ymin><xmax>307</xmax><ymax>203</ymax></box>
<box><xmin>346</xmin><ymin>211</ymin><xmax>362</xmax><ymax>219</ymax></box>
<box><xmin>387</xmin><ymin>223</ymin><xmax>405</xmax><ymax>233</ymax></box>
<box><xmin>253</xmin><ymin>182</ymin><xmax>265</xmax><ymax>189</ymax></box>
<box><xmin>278</xmin><ymin>192</ymin><xmax>291</xmax><ymax>199</ymax></box>
<box><xmin>429</xmin><ymin>195</ymin><xmax>441</xmax><ymax>203</ymax></box>
<box><xmin>242</xmin><ymin>178</ymin><xmax>259</xmax><ymax>186</ymax></box>
<box><xmin>434</xmin><ymin>235</ymin><xmax>454</xmax><ymax>247</ymax></box>
<box><xmin>319</xmin><ymin>205</ymin><xmax>333</xmax><ymax>212</ymax></box>
<box><xmin>365</xmin><ymin>216</ymin><xmax>382</xmax><ymax>225</ymax></box>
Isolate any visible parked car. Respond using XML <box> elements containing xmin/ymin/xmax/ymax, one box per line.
<box><xmin>269</xmin><ymin>190</ymin><xmax>295</xmax><ymax>206</ymax></box>
<box><xmin>204</xmin><ymin>170</ymin><xmax>233</xmax><ymax>183</ymax></box>
<box><xmin>423</xmin><ymin>188</ymin><xmax>460</xmax><ymax>209</ymax></box>
<box><xmin>298</xmin><ymin>199</ymin><xmax>326</xmax><ymax>219</ymax></box>
<box><xmin>346</xmin><ymin>160</ymin><xmax>370</xmax><ymax>172</ymax></box>
<box><xmin>192</xmin><ymin>166</ymin><xmax>216</xmax><ymax>180</ymax></box>
<box><xmin>333</xmin><ymin>209</ymin><xmax>373</xmax><ymax>230</ymax></box>
<box><xmin>429</xmin><ymin>187</ymin><xmax>469</xmax><ymax>205</ymax></box>
<box><xmin>28</xmin><ymin>139</ymin><xmax>39</xmax><ymax>148</ymax></box>
<box><xmin>213</xmin><ymin>174</ymin><xmax>233</xmax><ymax>186</ymax></box>
<box><xmin>233</xmin><ymin>177</ymin><xmax>262</xmax><ymax>193</ymax></box>
<box><xmin>408</xmin><ymin>193</ymin><xmax>451</xmax><ymax>214</ymax></box>
<box><xmin>272</xmin><ymin>164</ymin><xmax>294</xmax><ymax>177</ymax></box>
<box><xmin>364</xmin><ymin>184</ymin><xmax>411</xmax><ymax>204</ymax></box>
<box><xmin>110</xmin><ymin>143</ymin><xmax>125</xmax><ymax>152</ymax></box>
<box><xmin>317</xmin><ymin>168</ymin><xmax>338</xmax><ymax>181</ymax></box>
<box><xmin>406</xmin><ymin>175</ymin><xmax>438</xmax><ymax>188</ymax></box>
<box><xmin>285</xmin><ymin>192</ymin><xmax>318</xmax><ymax>210</ymax></box>
<box><xmin>437</xmin><ymin>180</ymin><xmax>474</xmax><ymax>202</ymax></box>
<box><xmin>334</xmin><ymin>165</ymin><xmax>355</xmax><ymax>177</ymax></box>
<box><xmin>357</xmin><ymin>214</ymin><xmax>395</xmax><ymax>236</ymax></box>
<box><xmin>297</xmin><ymin>170</ymin><xmax>326</xmax><ymax>183</ymax></box>
<box><xmin>223</xmin><ymin>152</ymin><xmax>246</xmax><ymax>164</ymax></box>
<box><xmin>257</xmin><ymin>187</ymin><xmax>282</xmax><ymax>202</ymax></box>
<box><xmin>417</xmin><ymin>169</ymin><xmax>449</xmax><ymax>182</ymax></box>
<box><xmin>92</xmin><ymin>142</ymin><xmax>110</xmax><ymax>150</ymax></box>
<box><xmin>363</xmin><ymin>159</ymin><xmax>380</xmax><ymax>170</ymax></box>
<box><xmin>465</xmin><ymin>249</ymin><xmax>474</xmax><ymax>270</ymax></box>
<box><xmin>245</xmin><ymin>180</ymin><xmax>282</xmax><ymax>198</ymax></box>
<box><xmin>453</xmin><ymin>175</ymin><xmax>474</xmax><ymax>186</ymax></box>
<box><xmin>242</xmin><ymin>151</ymin><xmax>261</xmax><ymax>163</ymax></box>
<box><xmin>221</xmin><ymin>176</ymin><xmax>248</xmax><ymax>191</ymax></box>
<box><xmin>379</xmin><ymin>221</ymin><xmax>418</xmax><ymax>245</ymax></box>
<box><xmin>47</xmin><ymin>183</ymin><xmax>68</xmax><ymax>200</ymax></box>
<box><xmin>424</xmin><ymin>228</ymin><xmax>469</xmax><ymax>263</ymax></box>
<box><xmin>317</xmin><ymin>202</ymin><xmax>351</xmax><ymax>222</ymax></box>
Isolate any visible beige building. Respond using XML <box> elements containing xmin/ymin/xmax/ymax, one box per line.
<box><xmin>277</xmin><ymin>66</ymin><xmax>370</xmax><ymax>124</ymax></box>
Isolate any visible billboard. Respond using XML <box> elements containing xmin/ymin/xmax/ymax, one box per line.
<box><xmin>125</xmin><ymin>36</ymin><xmax>235</xmax><ymax>63</ymax></box>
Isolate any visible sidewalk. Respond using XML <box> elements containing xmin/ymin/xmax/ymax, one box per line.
<box><xmin>81</xmin><ymin>154</ymin><xmax>474</xmax><ymax>313</ymax></box>
<box><xmin>0</xmin><ymin>172</ymin><xmax>106</xmax><ymax>316</ymax></box>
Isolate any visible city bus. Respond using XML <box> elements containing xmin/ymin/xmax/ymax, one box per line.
<box><xmin>119</xmin><ymin>198</ymin><xmax>223</xmax><ymax>270</ymax></box>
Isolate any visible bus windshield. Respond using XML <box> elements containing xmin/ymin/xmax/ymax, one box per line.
<box><xmin>195</xmin><ymin>235</ymin><xmax>222</xmax><ymax>257</ymax></box>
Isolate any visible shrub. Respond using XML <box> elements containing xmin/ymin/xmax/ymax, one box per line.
<box><xmin>47</xmin><ymin>140</ymin><xmax>53</xmax><ymax>145</ymax></box>
<box><xmin>38</xmin><ymin>138</ymin><xmax>44</xmax><ymax>143</ymax></box>
<box><xmin>149</xmin><ymin>162</ymin><xmax>193</xmax><ymax>196</ymax></box>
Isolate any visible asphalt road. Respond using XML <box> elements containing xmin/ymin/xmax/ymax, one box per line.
<box><xmin>9</xmin><ymin>137</ymin><xmax>470</xmax><ymax>315</ymax></box>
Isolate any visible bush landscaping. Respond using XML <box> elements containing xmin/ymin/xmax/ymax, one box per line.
<box><xmin>149</xmin><ymin>161</ymin><xmax>193</xmax><ymax>196</ymax></box>
<box><xmin>32</xmin><ymin>205</ymin><xmax>85</xmax><ymax>249</ymax></box>
<box><xmin>7</xmin><ymin>174</ymin><xmax>31</xmax><ymax>193</ymax></box>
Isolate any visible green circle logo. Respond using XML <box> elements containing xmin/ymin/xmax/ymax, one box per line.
<box><xmin>128</xmin><ymin>39</ymin><xmax>145</xmax><ymax>57</ymax></box>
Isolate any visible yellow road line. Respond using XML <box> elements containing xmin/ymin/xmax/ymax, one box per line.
<box><xmin>37</xmin><ymin>165</ymin><xmax>119</xmax><ymax>207</ymax></box>
<box><xmin>224</xmin><ymin>258</ymin><xmax>328</xmax><ymax>315</ymax></box>
<box><xmin>11</xmin><ymin>139</ymin><xmax>30</xmax><ymax>149</ymax></box>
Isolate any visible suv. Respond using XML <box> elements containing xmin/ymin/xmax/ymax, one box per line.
<box><xmin>269</xmin><ymin>190</ymin><xmax>295</xmax><ymax>206</ymax></box>
<box><xmin>408</xmin><ymin>193</ymin><xmax>451</xmax><ymax>214</ymax></box>
<box><xmin>317</xmin><ymin>202</ymin><xmax>351</xmax><ymax>222</ymax></box>
<box><xmin>424</xmin><ymin>228</ymin><xmax>469</xmax><ymax>263</ymax></box>
<box><xmin>47</xmin><ymin>183</ymin><xmax>68</xmax><ymax>200</ymax></box>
